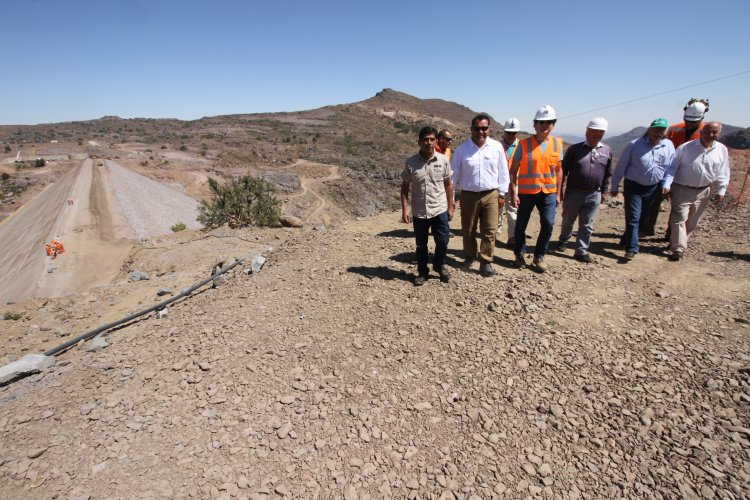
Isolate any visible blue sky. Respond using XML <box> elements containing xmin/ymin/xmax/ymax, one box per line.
<box><xmin>4</xmin><ymin>0</ymin><xmax>749</xmax><ymax>135</ymax></box>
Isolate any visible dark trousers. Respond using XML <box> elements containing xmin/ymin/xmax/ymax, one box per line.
<box><xmin>623</xmin><ymin>179</ymin><xmax>660</xmax><ymax>254</ymax></box>
<box><xmin>642</xmin><ymin>180</ymin><xmax>668</xmax><ymax>236</ymax></box>
<box><xmin>514</xmin><ymin>192</ymin><xmax>557</xmax><ymax>259</ymax></box>
<box><xmin>413</xmin><ymin>211</ymin><xmax>450</xmax><ymax>276</ymax></box>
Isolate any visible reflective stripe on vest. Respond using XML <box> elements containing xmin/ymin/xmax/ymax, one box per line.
<box><xmin>517</xmin><ymin>136</ymin><xmax>562</xmax><ymax>194</ymax></box>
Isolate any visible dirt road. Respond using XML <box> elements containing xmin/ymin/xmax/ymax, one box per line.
<box><xmin>0</xmin><ymin>159</ymin><xmax>202</xmax><ymax>304</ymax></box>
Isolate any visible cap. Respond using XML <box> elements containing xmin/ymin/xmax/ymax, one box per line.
<box><xmin>503</xmin><ymin>117</ymin><xmax>521</xmax><ymax>132</ymax></box>
<box><xmin>586</xmin><ymin>117</ymin><xmax>608</xmax><ymax>131</ymax></box>
<box><xmin>650</xmin><ymin>118</ymin><xmax>668</xmax><ymax>128</ymax></box>
<box><xmin>534</xmin><ymin>105</ymin><xmax>557</xmax><ymax>121</ymax></box>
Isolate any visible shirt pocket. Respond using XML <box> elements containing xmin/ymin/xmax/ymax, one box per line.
<box><xmin>483</xmin><ymin>151</ymin><xmax>499</xmax><ymax>163</ymax></box>
<box><xmin>428</xmin><ymin>165</ymin><xmax>445</xmax><ymax>183</ymax></box>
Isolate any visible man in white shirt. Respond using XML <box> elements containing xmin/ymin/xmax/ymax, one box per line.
<box><xmin>661</xmin><ymin>121</ymin><xmax>730</xmax><ymax>261</ymax></box>
<box><xmin>451</xmin><ymin>114</ymin><xmax>510</xmax><ymax>277</ymax></box>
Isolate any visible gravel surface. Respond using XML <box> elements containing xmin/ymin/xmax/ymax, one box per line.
<box><xmin>0</xmin><ymin>204</ymin><xmax>748</xmax><ymax>499</ymax></box>
<box><xmin>107</xmin><ymin>160</ymin><xmax>201</xmax><ymax>238</ymax></box>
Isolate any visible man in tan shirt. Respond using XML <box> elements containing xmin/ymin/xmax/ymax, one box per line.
<box><xmin>401</xmin><ymin>126</ymin><xmax>455</xmax><ymax>285</ymax></box>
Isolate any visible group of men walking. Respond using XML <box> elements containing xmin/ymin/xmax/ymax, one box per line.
<box><xmin>400</xmin><ymin>99</ymin><xmax>731</xmax><ymax>285</ymax></box>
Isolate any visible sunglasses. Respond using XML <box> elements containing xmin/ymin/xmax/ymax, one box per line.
<box><xmin>471</xmin><ymin>126</ymin><xmax>489</xmax><ymax>132</ymax></box>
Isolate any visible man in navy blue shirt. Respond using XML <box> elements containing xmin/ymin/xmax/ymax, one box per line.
<box><xmin>555</xmin><ymin>118</ymin><xmax>613</xmax><ymax>263</ymax></box>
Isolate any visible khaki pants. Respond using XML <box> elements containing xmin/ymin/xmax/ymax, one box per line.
<box><xmin>460</xmin><ymin>189</ymin><xmax>499</xmax><ymax>263</ymax></box>
<box><xmin>669</xmin><ymin>183</ymin><xmax>711</xmax><ymax>253</ymax></box>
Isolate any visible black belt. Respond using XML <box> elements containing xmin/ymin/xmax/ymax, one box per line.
<box><xmin>674</xmin><ymin>183</ymin><xmax>710</xmax><ymax>190</ymax></box>
<box><xmin>466</xmin><ymin>189</ymin><xmax>497</xmax><ymax>195</ymax></box>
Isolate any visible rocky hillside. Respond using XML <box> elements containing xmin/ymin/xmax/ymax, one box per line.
<box><xmin>0</xmin><ymin>90</ymin><xmax>485</xmax><ymax>220</ymax></box>
<box><xmin>721</xmin><ymin>128</ymin><xmax>750</xmax><ymax>149</ymax></box>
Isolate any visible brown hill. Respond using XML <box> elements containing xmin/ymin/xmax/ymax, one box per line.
<box><xmin>0</xmin><ymin>91</ymin><xmax>484</xmax><ymax>222</ymax></box>
<box><xmin>358</xmin><ymin>88</ymin><xmax>484</xmax><ymax>125</ymax></box>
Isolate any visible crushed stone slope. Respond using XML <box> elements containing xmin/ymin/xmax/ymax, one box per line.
<box><xmin>0</xmin><ymin>206</ymin><xmax>748</xmax><ymax>499</ymax></box>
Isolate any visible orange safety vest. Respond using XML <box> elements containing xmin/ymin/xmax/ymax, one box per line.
<box><xmin>666</xmin><ymin>121</ymin><xmax>703</xmax><ymax>148</ymax></box>
<box><xmin>516</xmin><ymin>136</ymin><xmax>563</xmax><ymax>194</ymax></box>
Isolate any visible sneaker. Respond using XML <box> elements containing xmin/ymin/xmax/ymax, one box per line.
<box><xmin>624</xmin><ymin>252</ymin><xmax>636</xmax><ymax>260</ymax></box>
<box><xmin>462</xmin><ymin>258</ymin><xmax>475</xmax><ymax>271</ymax></box>
<box><xmin>437</xmin><ymin>268</ymin><xmax>451</xmax><ymax>282</ymax></box>
<box><xmin>514</xmin><ymin>254</ymin><xmax>526</xmax><ymax>269</ymax></box>
<box><xmin>575</xmin><ymin>253</ymin><xmax>593</xmax><ymax>264</ymax></box>
<box><xmin>532</xmin><ymin>257</ymin><xmax>547</xmax><ymax>273</ymax></box>
<box><xmin>668</xmin><ymin>251</ymin><xmax>683</xmax><ymax>262</ymax></box>
<box><xmin>479</xmin><ymin>262</ymin><xmax>496</xmax><ymax>277</ymax></box>
<box><xmin>414</xmin><ymin>275</ymin><xmax>427</xmax><ymax>286</ymax></box>
<box><xmin>556</xmin><ymin>242</ymin><xmax>569</xmax><ymax>253</ymax></box>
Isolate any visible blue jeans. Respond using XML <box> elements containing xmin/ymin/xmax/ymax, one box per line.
<box><xmin>623</xmin><ymin>179</ymin><xmax>660</xmax><ymax>254</ymax></box>
<box><xmin>514</xmin><ymin>192</ymin><xmax>557</xmax><ymax>259</ymax></box>
<box><xmin>413</xmin><ymin>211</ymin><xmax>450</xmax><ymax>276</ymax></box>
<box><xmin>559</xmin><ymin>190</ymin><xmax>601</xmax><ymax>256</ymax></box>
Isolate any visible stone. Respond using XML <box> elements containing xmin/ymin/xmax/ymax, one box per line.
<box><xmin>281</xmin><ymin>215</ymin><xmax>304</xmax><ymax>228</ymax></box>
<box><xmin>251</xmin><ymin>255</ymin><xmax>267</xmax><ymax>274</ymax></box>
<box><xmin>85</xmin><ymin>335</ymin><xmax>109</xmax><ymax>352</ymax></box>
<box><xmin>128</xmin><ymin>270</ymin><xmax>150</xmax><ymax>282</ymax></box>
<box><xmin>156</xmin><ymin>288</ymin><xmax>172</xmax><ymax>296</ymax></box>
<box><xmin>0</xmin><ymin>354</ymin><xmax>55</xmax><ymax>384</ymax></box>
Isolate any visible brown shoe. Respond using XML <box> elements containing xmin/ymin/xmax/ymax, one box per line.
<box><xmin>532</xmin><ymin>257</ymin><xmax>547</xmax><ymax>273</ymax></box>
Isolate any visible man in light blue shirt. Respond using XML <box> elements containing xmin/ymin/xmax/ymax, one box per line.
<box><xmin>451</xmin><ymin>113</ymin><xmax>510</xmax><ymax>277</ymax></box>
<box><xmin>609</xmin><ymin>118</ymin><xmax>675</xmax><ymax>260</ymax></box>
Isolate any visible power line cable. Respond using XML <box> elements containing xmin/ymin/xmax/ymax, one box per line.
<box><xmin>560</xmin><ymin>70</ymin><xmax>750</xmax><ymax>119</ymax></box>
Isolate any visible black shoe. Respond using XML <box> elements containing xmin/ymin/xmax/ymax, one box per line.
<box><xmin>414</xmin><ymin>275</ymin><xmax>427</xmax><ymax>286</ymax></box>
<box><xmin>575</xmin><ymin>253</ymin><xmax>593</xmax><ymax>263</ymax></box>
<box><xmin>624</xmin><ymin>252</ymin><xmax>635</xmax><ymax>260</ymax></box>
<box><xmin>668</xmin><ymin>251</ymin><xmax>683</xmax><ymax>262</ymax></box>
<box><xmin>556</xmin><ymin>242</ymin><xmax>569</xmax><ymax>253</ymax></box>
<box><xmin>479</xmin><ymin>262</ymin><xmax>496</xmax><ymax>277</ymax></box>
<box><xmin>514</xmin><ymin>254</ymin><xmax>526</xmax><ymax>269</ymax></box>
<box><xmin>437</xmin><ymin>268</ymin><xmax>451</xmax><ymax>282</ymax></box>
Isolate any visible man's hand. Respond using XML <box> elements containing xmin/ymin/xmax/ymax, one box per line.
<box><xmin>556</xmin><ymin>193</ymin><xmax>562</xmax><ymax>206</ymax></box>
<box><xmin>609</xmin><ymin>191</ymin><xmax>618</xmax><ymax>199</ymax></box>
<box><xmin>448</xmin><ymin>206</ymin><xmax>455</xmax><ymax>221</ymax></box>
<box><xmin>600</xmin><ymin>192</ymin><xmax>608</xmax><ymax>204</ymax></box>
<box><xmin>402</xmin><ymin>211</ymin><xmax>411</xmax><ymax>224</ymax></box>
<box><xmin>498</xmin><ymin>196</ymin><xmax>505</xmax><ymax>208</ymax></box>
<box><xmin>661</xmin><ymin>187</ymin><xmax>671</xmax><ymax>199</ymax></box>
<box><xmin>711</xmin><ymin>194</ymin><xmax>724</xmax><ymax>204</ymax></box>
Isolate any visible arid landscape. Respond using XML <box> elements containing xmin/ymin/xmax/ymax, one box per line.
<box><xmin>0</xmin><ymin>90</ymin><xmax>748</xmax><ymax>499</ymax></box>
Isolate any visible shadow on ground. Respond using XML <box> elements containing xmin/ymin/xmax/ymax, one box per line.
<box><xmin>378</xmin><ymin>229</ymin><xmax>412</xmax><ymax>239</ymax></box>
<box><xmin>708</xmin><ymin>251</ymin><xmax>750</xmax><ymax>262</ymax></box>
<box><xmin>346</xmin><ymin>265</ymin><xmax>412</xmax><ymax>282</ymax></box>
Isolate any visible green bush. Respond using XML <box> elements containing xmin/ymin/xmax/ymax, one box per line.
<box><xmin>197</xmin><ymin>175</ymin><xmax>281</xmax><ymax>229</ymax></box>
<box><xmin>170</xmin><ymin>222</ymin><xmax>187</xmax><ymax>232</ymax></box>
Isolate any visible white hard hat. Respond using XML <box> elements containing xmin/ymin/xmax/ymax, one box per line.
<box><xmin>684</xmin><ymin>100</ymin><xmax>707</xmax><ymax>122</ymax></box>
<box><xmin>503</xmin><ymin>117</ymin><xmax>521</xmax><ymax>132</ymax></box>
<box><xmin>534</xmin><ymin>105</ymin><xmax>557</xmax><ymax>121</ymax></box>
<box><xmin>587</xmin><ymin>117</ymin><xmax>608</xmax><ymax>131</ymax></box>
